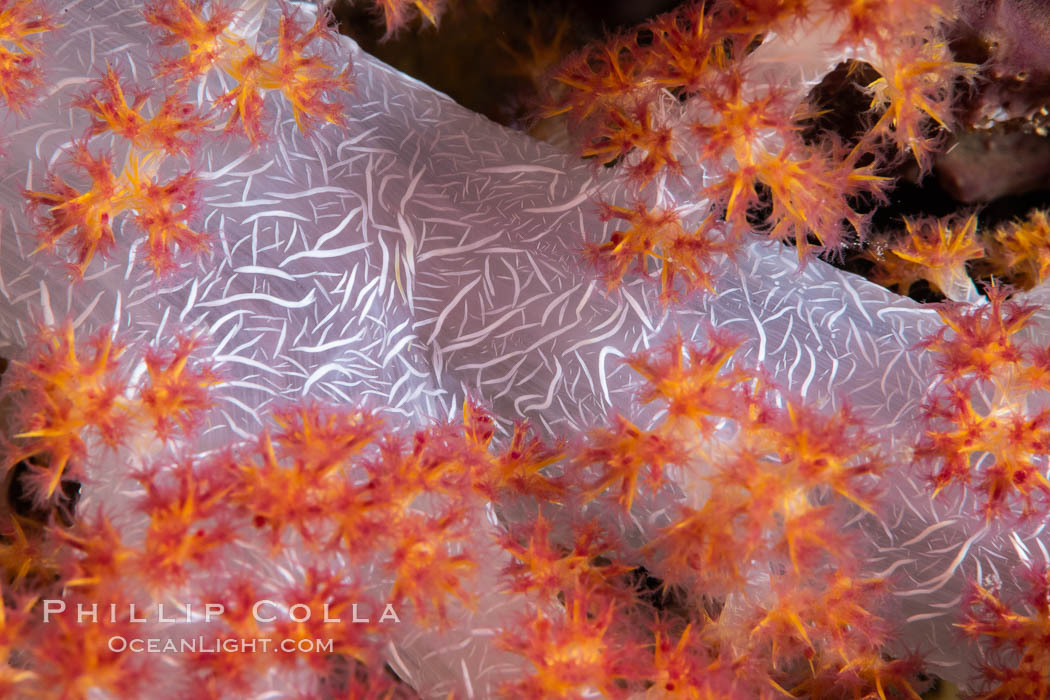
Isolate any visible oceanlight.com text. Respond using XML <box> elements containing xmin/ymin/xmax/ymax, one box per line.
<box><xmin>108</xmin><ymin>636</ymin><xmax>336</xmax><ymax>654</ymax></box>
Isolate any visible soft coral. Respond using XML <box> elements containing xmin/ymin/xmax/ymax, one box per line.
<box><xmin>24</xmin><ymin>145</ymin><xmax>129</xmax><ymax>274</ymax></box>
<box><xmin>7</xmin><ymin>322</ymin><xmax>128</xmax><ymax>501</ymax></box>
<box><xmin>0</xmin><ymin>0</ymin><xmax>56</xmax><ymax>114</ymax></box>
<box><xmin>959</xmin><ymin>565</ymin><xmax>1050</xmax><ymax>699</ymax></box>
<box><xmin>587</xmin><ymin>202</ymin><xmax>731</xmax><ymax>305</ymax></box>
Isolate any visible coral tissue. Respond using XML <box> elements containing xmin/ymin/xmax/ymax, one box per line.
<box><xmin>0</xmin><ymin>1</ymin><xmax>1049</xmax><ymax>699</ymax></box>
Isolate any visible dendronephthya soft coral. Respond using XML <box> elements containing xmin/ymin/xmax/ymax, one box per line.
<box><xmin>0</xmin><ymin>0</ymin><xmax>1048</xmax><ymax>698</ymax></box>
<box><xmin>543</xmin><ymin>0</ymin><xmax>975</xmax><ymax>299</ymax></box>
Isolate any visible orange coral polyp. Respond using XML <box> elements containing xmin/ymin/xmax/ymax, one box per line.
<box><xmin>921</xmin><ymin>286</ymin><xmax>1035</xmax><ymax>384</ymax></box>
<box><xmin>138</xmin><ymin>334</ymin><xmax>219</xmax><ymax>441</ymax></box>
<box><xmin>224</xmin><ymin>434</ymin><xmax>346</xmax><ymax>549</ymax></box>
<box><xmin>145</xmin><ymin>0</ymin><xmax>240</xmax><ymax>83</ymax></box>
<box><xmin>77</xmin><ymin>65</ymin><xmax>210</xmax><ymax>157</ymax></box>
<box><xmin>26</xmin><ymin>4</ymin><xmax>348</xmax><ymax>279</ymax></box>
<box><xmin>578</xmin><ymin>415</ymin><xmax>681</xmax><ymax>510</ymax></box>
<box><xmin>145</xmin><ymin>1</ymin><xmax>349</xmax><ymax>145</ymax></box>
<box><xmin>862</xmin><ymin>39</ymin><xmax>975</xmax><ymax>168</ymax></box>
<box><xmin>547</xmin><ymin>35</ymin><xmax>646</xmax><ymax>122</ymax></box>
<box><xmin>135</xmin><ymin>461</ymin><xmax>236</xmax><ymax>588</ymax></box>
<box><xmin>772</xmin><ymin>403</ymin><xmax>881</xmax><ymax>513</ymax></box>
<box><xmin>0</xmin><ymin>0</ymin><xmax>55</xmax><ymax>113</ymax></box>
<box><xmin>384</xmin><ymin>510</ymin><xmax>478</xmax><ymax>625</ymax></box>
<box><xmin>753</xmin><ymin>145</ymin><xmax>887</xmax><ymax>257</ymax></box>
<box><xmin>883</xmin><ymin>213</ymin><xmax>983</xmax><ymax>297</ymax></box>
<box><xmin>500</xmin><ymin>513</ymin><xmax>632</xmax><ymax>601</ymax></box>
<box><xmin>25</xmin><ymin>146</ymin><xmax>130</xmax><ymax>273</ymax></box>
<box><xmin>581</xmin><ymin>103</ymin><xmax>680</xmax><ymax>185</ymax></box>
<box><xmin>960</xmin><ymin>566</ymin><xmax>1050</xmax><ymax>698</ymax></box>
<box><xmin>29</xmin><ymin>603</ymin><xmax>154</xmax><ymax>699</ymax></box>
<box><xmin>989</xmin><ymin>208</ymin><xmax>1050</xmax><ymax>289</ymax></box>
<box><xmin>647</xmin><ymin>4</ymin><xmax>729</xmax><ymax>96</ymax></box>
<box><xmin>129</xmin><ymin>171</ymin><xmax>211</xmax><ymax>276</ymax></box>
<box><xmin>270</xmin><ymin>403</ymin><xmax>382</xmax><ymax>478</ymax></box>
<box><xmin>628</xmin><ymin>331</ymin><xmax>755</xmax><ymax>435</ymax></box>
<box><xmin>499</xmin><ymin>592</ymin><xmax>636</xmax><ymax>699</ymax></box>
<box><xmin>486</xmin><ymin>421</ymin><xmax>564</xmax><ymax>499</ymax></box>
<box><xmin>371</xmin><ymin>0</ymin><xmax>445</xmax><ymax>41</ymax></box>
<box><xmin>273</xmin><ymin>10</ymin><xmax>352</xmax><ymax>134</ymax></box>
<box><xmin>922</xmin><ymin>393</ymin><xmax>1050</xmax><ymax>516</ymax></box>
<box><xmin>11</xmin><ymin>323</ymin><xmax>128</xmax><ymax>499</ymax></box>
<box><xmin>270</xmin><ymin>568</ymin><xmax>375</xmax><ymax>670</ymax></box>
<box><xmin>26</xmin><ymin>142</ymin><xmax>212</xmax><ymax>278</ymax></box>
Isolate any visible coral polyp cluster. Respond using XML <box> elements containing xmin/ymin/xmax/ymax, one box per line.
<box><xmin>544</xmin><ymin>0</ymin><xmax>974</xmax><ymax>296</ymax></box>
<box><xmin>918</xmin><ymin>286</ymin><xmax>1050</xmax><ymax>518</ymax></box>
<box><xmin>0</xmin><ymin>0</ymin><xmax>54</xmax><ymax>115</ymax></box>
<box><xmin>987</xmin><ymin>208</ymin><xmax>1050</xmax><ymax>291</ymax></box>
<box><xmin>5</xmin><ymin>322</ymin><xmax>216</xmax><ymax>505</ymax></box>
<box><xmin>960</xmin><ymin>564</ymin><xmax>1050</xmax><ymax>699</ymax></box>
<box><xmin>0</xmin><ymin>316</ymin><xmax>924</xmax><ymax>698</ymax></box>
<box><xmin>145</xmin><ymin>0</ymin><xmax>351</xmax><ymax>140</ymax></box>
<box><xmin>868</xmin><ymin>212</ymin><xmax>983</xmax><ymax>300</ymax></box>
<box><xmin>24</xmin><ymin>1</ymin><xmax>351</xmax><ymax>278</ymax></box>
<box><xmin>369</xmin><ymin>0</ymin><xmax>444</xmax><ymax>40</ymax></box>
